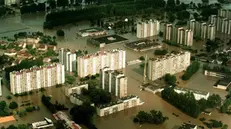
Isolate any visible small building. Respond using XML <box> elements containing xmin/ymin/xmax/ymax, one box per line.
<box><xmin>179</xmin><ymin>122</ymin><xmax>197</xmax><ymax>129</ymax></box>
<box><xmin>69</xmin><ymin>93</ymin><xmax>87</xmax><ymax>105</ymax></box>
<box><xmin>78</xmin><ymin>27</ymin><xmax>107</xmax><ymax>37</ymax></box>
<box><xmin>4</xmin><ymin>49</ymin><xmax>17</xmax><ymax>56</ymax></box>
<box><xmin>96</xmin><ymin>95</ymin><xmax>144</xmax><ymax>117</ymax></box>
<box><xmin>38</xmin><ymin>44</ymin><xmax>47</xmax><ymax>51</ymax></box>
<box><xmin>88</xmin><ymin>34</ymin><xmax>128</xmax><ymax>47</ymax></box>
<box><xmin>53</xmin><ymin>111</ymin><xmax>82</xmax><ymax>129</ymax></box>
<box><xmin>213</xmin><ymin>79</ymin><xmax>231</xmax><ymax>90</ymax></box>
<box><xmin>31</xmin><ymin>117</ymin><xmax>54</xmax><ymax>129</ymax></box>
<box><xmin>47</xmin><ymin>45</ymin><xmax>57</xmax><ymax>51</ymax></box>
<box><xmin>174</xmin><ymin>87</ymin><xmax>210</xmax><ymax>100</ymax></box>
<box><xmin>65</xmin><ymin>83</ymin><xmax>88</xmax><ymax>97</ymax></box>
<box><xmin>204</xmin><ymin>70</ymin><xmax>226</xmax><ymax>78</ymax></box>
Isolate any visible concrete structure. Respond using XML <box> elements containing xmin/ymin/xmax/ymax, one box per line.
<box><xmin>0</xmin><ymin>77</ymin><xmax>2</xmax><ymax>97</ymax></box>
<box><xmin>31</xmin><ymin>118</ymin><xmax>54</xmax><ymax>129</ymax></box>
<box><xmin>179</xmin><ymin>122</ymin><xmax>197</xmax><ymax>129</ymax></box>
<box><xmin>207</xmin><ymin>24</ymin><xmax>216</xmax><ymax>40</ymax></box>
<box><xmin>137</xmin><ymin>19</ymin><xmax>160</xmax><ymax>38</ymax></box>
<box><xmin>213</xmin><ymin>79</ymin><xmax>231</xmax><ymax>90</ymax></box>
<box><xmin>59</xmin><ymin>48</ymin><xmax>77</xmax><ymax>72</ymax></box>
<box><xmin>53</xmin><ymin>111</ymin><xmax>82</xmax><ymax>129</ymax></box>
<box><xmin>65</xmin><ymin>83</ymin><xmax>88</xmax><ymax>97</ymax></box>
<box><xmin>164</xmin><ymin>23</ymin><xmax>173</xmax><ymax>41</ymax></box>
<box><xmin>77</xmin><ymin>27</ymin><xmax>107</xmax><ymax>37</ymax></box>
<box><xmin>69</xmin><ymin>93</ymin><xmax>87</xmax><ymax>105</ymax></box>
<box><xmin>204</xmin><ymin>70</ymin><xmax>226</xmax><ymax>78</ymax></box>
<box><xmin>100</xmin><ymin>68</ymin><xmax>127</xmax><ymax>98</ymax></box>
<box><xmin>148</xmin><ymin>51</ymin><xmax>191</xmax><ymax>81</ymax></box>
<box><xmin>77</xmin><ymin>49</ymin><xmax>126</xmax><ymax>78</ymax></box>
<box><xmin>174</xmin><ymin>87</ymin><xmax>210</xmax><ymax>100</ymax></box>
<box><xmin>96</xmin><ymin>95</ymin><xmax>143</xmax><ymax>117</ymax></box>
<box><xmin>10</xmin><ymin>63</ymin><xmax>65</xmax><ymax>94</ymax></box>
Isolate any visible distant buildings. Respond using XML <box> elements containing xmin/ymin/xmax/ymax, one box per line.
<box><xmin>136</xmin><ymin>19</ymin><xmax>160</xmax><ymax>38</ymax></box>
<box><xmin>31</xmin><ymin>117</ymin><xmax>54</xmax><ymax>129</ymax></box>
<box><xmin>59</xmin><ymin>48</ymin><xmax>77</xmax><ymax>72</ymax></box>
<box><xmin>96</xmin><ymin>95</ymin><xmax>143</xmax><ymax>117</ymax></box>
<box><xmin>77</xmin><ymin>49</ymin><xmax>126</xmax><ymax>78</ymax></box>
<box><xmin>100</xmin><ymin>67</ymin><xmax>127</xmax><ymax>98</ymax></box>
<box><xmin>10</xmin><ymin>63</ymin><xmax>65</xmax><ymax>94</ymax></box>
<box><xmin>53</xmin><ymin>111</ymin><xmax>82</xmax><ymax>129</ymax></box>
<box><xmin>164</xmin><ymin>24</ymin><xmax>193</xmax><ymax>46</ymax></box>
<box><xmin>187</xmin><ymin>19</ymin><xmax>215</xmax><ymax>40</ymax></box>
<box><xmin>4</xmin><ymin>0</ymin><xmax>17</xmax><ymax>6</ymax></box>
<box><xmin>148</xmin><ymin>51</ymin><xmax>191</xmax><ymax>81</ymax></box>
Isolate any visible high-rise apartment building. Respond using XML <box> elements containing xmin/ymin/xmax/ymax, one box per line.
<box><xmin>207</xmin><ymin>24</ymin><xmax>216</xmax><ymax>40</ymax></box>
<box><xmin>201</xmin><ymin>22</ymin><xmax>207</xmax><ymax>39</ymax></box>
<box><xmin>0</xmin><ymin>77</ymin><xmax>2</xmax><ymax>96</ymax></box>
<box><xmin>184</xmin><ymin>29</ymin><xmax>193</xmax><ymax>46</ymax></box>
<box><xmin>164</xmin><ymin>24</ymin><xmax>173</xmax><ymax>41</ymax></box>
<box><xmin>137</xmin><ymin>19</ymin><xmax>160</xmax><ymax>38</ymax></box>
<box><xmin>59</xmin><ymin>48</ymin><xmax>77</xmax><ymax>72</ymax></box>
<box><xmin>148</xmin><ymin>51</ymin><xmax>191</xmax><ymax>81</ymax></box>
<box><xmin>100</xmin><ymin>67</ymin><xmax>127</xmax><ymax>98</ymax></box>
<box><xmin>187</xmin><ymin>19</ymin><xmax>201</xmax><ymax>37</ymax></box>
<box><xmin>77</xmin><ymin>49</ymin><xmax>126</xmax><ymax>78</ymax></box>
<box><xmin>10</xmin><ymin>63</ymin><xmax>65</xmax><ymax>94</ymax></box>
<box><xmin>177</xmin><ymin>27</ymin><xmax>184</xmax><ymax>45</ymax></box>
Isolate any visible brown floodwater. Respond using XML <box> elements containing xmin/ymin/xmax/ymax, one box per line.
<box><xmin>0</xmin><ymin>12</ymin><xmax>231</xmax><ymax>129</ymax></box>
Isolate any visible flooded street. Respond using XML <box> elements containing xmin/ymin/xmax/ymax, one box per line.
<box><xmin>0</xmin><ymin>9</ymin><xmax>231</xmax><ymax>129</ymax></box>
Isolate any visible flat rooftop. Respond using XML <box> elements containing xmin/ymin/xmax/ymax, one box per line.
<box><xmin>0</xmin><ymin>116</ymin><xmax>15</xmax><ymax>124</ymax></box>
<box><xmin>175</xmin><ymin>87</ymin><xmax>209</xmax><ymax>96</ymax></box>
<box><xmin>79</xmin><ymin>27</ymin><xmax>104</xmax><ymax>33</ymax></box>
<box><xmin>179</xmin><ymin>122</ymin><xmax>197</xmax><ymax>129</ymax></box>
<box><xmin>214</xmin><ymin>79</ymin><xmax>231</xmax><ymax>87</ymax></box>
<box><xmin>92</xmin><ymin>35</ymin><xmax>128</xmax><ymax>44</ymax></box>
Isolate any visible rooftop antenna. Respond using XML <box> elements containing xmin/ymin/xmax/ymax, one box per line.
<box><xmin>143</xmin><ymin>54</ymin><xmax>148</xmax><ymax>84</ymax></box>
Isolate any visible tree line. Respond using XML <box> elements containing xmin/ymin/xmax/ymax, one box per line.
<box><xmin>161</xmin><ymin>87</ymin><xmax>221</xmax><ymax>118</ymax></box>
<box><xmin>182</xmin><ymin>61</ymin><xmax>200</xmax><ymax>80</ymax></box>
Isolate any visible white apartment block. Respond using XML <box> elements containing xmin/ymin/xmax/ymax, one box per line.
<box><xmin>188</xmin><ymin>19</ymin><xmax>201</xmax><ymax>37</ymax></box>
<box><xmin>59</xmin><ymin>48</ymin><xmax>77</xmax><ymax>72</ymax></box>
<box><xmin>77</xmin><ymin>49</ymin><xmax>126</xmax><ymax>78</ymax></box>
<box><xmin>148</xmin><ymin>51</ymin><xmax>191</xmax><ymax>81</ymax></box>
<box><xmin>201</xmin><ymin>22</ymin><xmax>207</xmax><ymax>39</ymax></box>
<box><xmin>207</xmin><ymin>24</ymin><xmax>216</xmax><ymax>40</ymax></box>
<box><xmin>218</xmin><ymin>9</ymin><xmax>231</xmax><ymax>19</ymax></box>
<box><xmin>185</xmin><ymin>29</ymin><xmax>193</xmax><ymax>46</ymax></box>
<box><xmin>164</xmin><ymin>24</ymin><xmax>173</xmax><ymax>41</ymax></box>
<box><xmin>97</xmin><ymin>95</ymin><xmax>143</xmax><ymax>117</ymax></box>
<box><xmin>137</xmin><ymin>19</ymin><xmax>160</xmax><ymax>38</ymax></box>
<box><xmin>100</xmin><ymin>67</ymin><xmax>127</xmax><ymax>98</ymax></box>
<box><xmin>177</xmin><ymin>27</ymin><xmax>184</xmax><ymax>45</ymax></box>
<box><xmin>10</xmin><ymin>63</ymin><xmax>65</xmax><ymax>94</ymax></box>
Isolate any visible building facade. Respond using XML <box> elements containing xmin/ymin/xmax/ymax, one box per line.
<box><xmin>65</xmin><ymin>83</ymin><xmax>88</xmax><ymax>97</ymax></box>
<box><xmin>137</xmin><ymin>19</ymin><xmax>160</xmax><ymax>38</ymax></box>
<box><xmin>100</xmin><ymin>67</ymin><xmax>127</xmax><ymax>98</ymax></box>
<box><xmin>77</xmin><ymin>49</ymin><xmax>126</xmax><ymax>78</ymax></box>
<box><xmin>96</xmin><ymin>95</ymin><xmax>143</xmax><ymax>117</ymax></box>
<box><xmin>10</xmin><ymin>63</ymin><xmax>65</xmax><ymax>94</ymax></box>
<box><xmin>59</xmin><ymin>48</ymin><xmax>77</xmax><ymax>72</ymax></box>
<box><xmin>148</xmin><ymin>51</ymin><xmax>191</xmax><ymax>81</ymax></box>
<box><xmin>0</xmin><ymin>77</ymin><xmax>2</xmax><ymax>97</ymax></box>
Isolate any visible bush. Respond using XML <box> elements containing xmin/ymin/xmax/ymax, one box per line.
<box><xmin>139</xmin><ymin>56</ymin><xmax>145</xmax><ymax>61</ymax></box>
<box><xmin>6</xmin><ymin>95</ymin><xmax>12</xmax><ymax>100</ymax></box>
<box><xmin>133</xmin><ymin>110</ymin><xmax>168</xmax><ymax>124</ymax></box>
<box><xmin>154</xmin><ymin>49</ymin><xmax>168</xmax><ymax>55</ymax></box>
<box><xmin>56</xmin><ymin>29</ymin><xmax>65</xmax><ymax>36</ymax></box>
<box><xmin>9</xmin><ymin>101</ymin><xmax>18</xmax><ymax>109</ymax></box>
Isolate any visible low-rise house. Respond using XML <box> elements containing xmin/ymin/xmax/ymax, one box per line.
<box><xmin>96</xmin><ymin>95</ymin><xmax>144</xmax><ymax>117</ymax></box>
<box><xmin>65</xmin><ymin>83</ymin><xmax>88</xmax><ymax>97</ymax></box>
<box><xmin>47</xmin><ymin>45</ymin><xmax>57</xmax><ymax>51</ymax></box>
<box><xmin>43</xmin><ymin>58</ymin><xmax>51</xmax><ymax>63</ymax></box>
<box><xmin>31</xmin><ymin>117</ymin><xmax>54</xmax><ymax>129</ymax></box>
<box><xmin>213</xmin><ymin>79</ymin><xmax>231</xmax><ymax>90</ymax></box>
<box><xmin>4</xmin><ymin>49</ymin><xmax>17</xmax><ymax>56</ymax></box>
<box><xmin>38</xmin><ymin>44</ymin><xmax>47</xmax><ymax>51</ymax></box>
<box><xmin>53</xmin><ymin>111</ymin><xmax>82</xmax><ymax>129</ymax></box>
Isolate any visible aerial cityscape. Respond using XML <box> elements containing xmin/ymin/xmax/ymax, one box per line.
<box><xmin>0</xmin><ymin>0</ymin><xmax>231</xmax><ymax>129</ymax></box>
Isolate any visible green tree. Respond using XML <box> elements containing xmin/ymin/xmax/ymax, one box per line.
<box><xmin>207</xmin><ymin>94</ymin><xmax>221</xmax><ymax>108</ymax></box>
<box><xmin>198</xmin><ymin>98</ymin><xmax>207</xmax><ymax>111</ymax></box>
<box><xmin>9</xmin><ymin>101</ymin><xmax>18</xmax><ymax>109</ymax></box>
<box><xmin>56</xmin><ymin>29</ymin><xmax>65</xmax><ymax>36</ymax></box>
<box><xmin>139</xmin><ymin>56</ymin><xmax>145</xmax><ymax>61</ymax></box>
<box><xmin>164</xmin><ymin>74</ymin><xmax>176</xmax><ymax>86</ymax></box>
